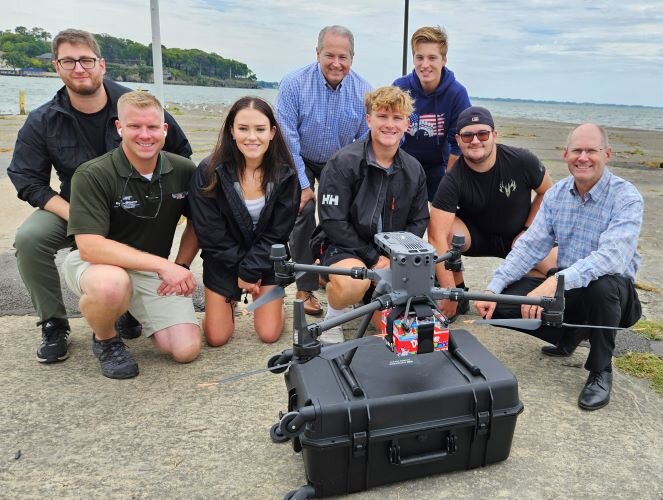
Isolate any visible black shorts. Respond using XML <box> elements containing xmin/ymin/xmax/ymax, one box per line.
<box><xmin>462</xmin><ymin>218</ymin><xmax>516</xmax><ymax>259</ymax></box>
<box><xmin>320</xmin><ymin>245</ymin><xmax>368</xmax><ymax>267</ymax></box>
<box><xmin>202</xmin><ymin>261</ymin><xmax>277</xmax><ymax>301</ymax></box>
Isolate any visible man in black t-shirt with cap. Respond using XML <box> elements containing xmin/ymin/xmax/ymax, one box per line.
<box><xmin>428</xmin><ymin>106</ymin><xmax>557</xmax><ymax>320</ymax></box>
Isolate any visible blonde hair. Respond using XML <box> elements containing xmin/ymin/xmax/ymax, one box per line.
<box><xmin>411</xmin><ymin>26</ymin><xmax>448</xmax><ymax>57</ymax></box>
<box><xmin>364</xmin><ymin>86</ymin><xmax>414</xmax><ymax>116</ymax></box>
<box><xmin>117</xmin><ymin>91</ymin><xmax>164</xmax><ymax>120</ymax></box>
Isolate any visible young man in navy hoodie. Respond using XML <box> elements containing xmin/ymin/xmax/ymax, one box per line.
<box><xmin>393</xmin><ymin>26</ymin><xmax>471</xmax><ymax>201</ymax></box>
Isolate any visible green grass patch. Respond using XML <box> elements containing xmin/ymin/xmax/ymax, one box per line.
<box><xmin>631</xmin><ymin>320</ymin><xmax>663</xmax><ymax>340</ymax></box>
<box><xmin>635</xmin><ymin>281</ymin><xmax>660</xmax><ymax>293</ymax></box>
<box><xmin>623</xmin><ymin>148</ymin><xmax>645</xmax><ymax>156</ymax></box>
<box><xmin>615</xmin><ymin>352</ymin><xmax>663</xmax><ymax>395</ymax></box>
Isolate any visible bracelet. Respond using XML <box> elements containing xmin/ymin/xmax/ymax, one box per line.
<box><xmin>176</xmin><ymin>262</ymin><xmax>190</xmax><ymax>270</ymax></box>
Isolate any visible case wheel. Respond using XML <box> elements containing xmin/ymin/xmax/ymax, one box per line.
<box><xmin>267</xmin><ymin>353</ymin><xmax>290</xmax><ymax>374</ymax></box>
<box><xmin>278</xmin><ymin>411</ymin><xmax>303</xmax><ymax>438</ymax></box>
<box><xmin>270</xmin><ymin>422</ymin><xmax>289</xmax><ymax>443</ymax></box>
<box><xmin>283</xmin><ymin>484</ymin><xmax>316</xmax><ymax>499</ymax></box>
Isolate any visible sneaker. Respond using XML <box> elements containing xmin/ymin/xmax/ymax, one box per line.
<box><xmin>92</xmin><ymin>334</ymin><xmax>139</xmax><ymax>379</ymax></box>
<box><xmin>115</xmin><ymin>311</ymin><xmax>142</xmax><ymax>339</ymax></box>
<box><xmin>36</xmin><ymin>319</ymin><xmax>71</xmax><ymax>363</ymax></box>
<box><xmin>319</xmin><ymin>325</ymin><xmax>344</xmax><ymax>344</ymax></box>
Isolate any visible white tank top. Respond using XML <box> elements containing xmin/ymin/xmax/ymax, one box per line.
<box><xmin>244</xmin><ymin>196</ymin><xmax>266</xmax><ymax>228</ymax></box>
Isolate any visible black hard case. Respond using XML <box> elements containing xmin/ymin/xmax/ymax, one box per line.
<box><xmin>284</xmin><ymin>329</ymin><xmax>524</xmax><ymax>497</ymax></box>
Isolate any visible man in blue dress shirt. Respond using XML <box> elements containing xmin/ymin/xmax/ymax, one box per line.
<box><xmin>276</xmin><ymin>25</ymin><xmax>372</xmax><ymax>316</ymax></box>
<box><xmin>475</xmin><ymin>123</ymin><xmax>643</xmax><ymax>411</ymax></box>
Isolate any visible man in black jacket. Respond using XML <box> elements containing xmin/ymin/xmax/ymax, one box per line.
<box><xmin>312</xmin><ymin>86</ymin><xmax>429</xmax><ymax>343</ymax></box>
<box><xmin>7</xmin><ymin>29</ymin><xmax>192</xmax><ymax>364</ymax></box>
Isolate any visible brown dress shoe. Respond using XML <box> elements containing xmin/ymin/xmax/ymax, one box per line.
<box><xmin>295</xmin><ymin>290</ymin><xmax>323</xmax><ymax>316</ymax></box>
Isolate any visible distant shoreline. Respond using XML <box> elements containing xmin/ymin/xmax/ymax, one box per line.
<box><xmin>0</xmin><ymin>71</ymin><xmax>272</xmax><ymax>89</ymax></box>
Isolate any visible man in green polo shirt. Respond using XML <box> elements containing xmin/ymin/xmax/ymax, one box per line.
<box><xmin>63</xmin><ymin>91</ymin><xmax>201</xmax><ymax>379</ymax></box>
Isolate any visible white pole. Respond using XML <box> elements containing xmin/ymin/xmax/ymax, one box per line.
<box><xmin>150</xmin><ymin>0</ymin><xmax>165</xmax><ymax>106</ymax></box>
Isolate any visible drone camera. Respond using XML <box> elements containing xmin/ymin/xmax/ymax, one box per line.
<box><xmin>375</xmin><ymin>232</ymin><xmax>436</xmax><ymax>296</ymax></box>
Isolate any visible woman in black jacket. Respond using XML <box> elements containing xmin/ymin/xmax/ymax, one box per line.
<box><xmin>189</xmin><ymin>97</ymin><xmax>300</xmax><ymax>346</ymax></box>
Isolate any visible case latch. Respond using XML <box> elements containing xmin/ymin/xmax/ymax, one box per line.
<box><xmin>477</xmin><ymin>411</ymin><xmax>490</xmax><ymax>435</ymax></box>
<box><xmin>353</xmin><ymin>431</ymin><xmax>367</xmax><ymax>457</ymax></box>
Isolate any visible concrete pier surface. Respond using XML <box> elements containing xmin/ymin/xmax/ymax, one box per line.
<box><xmin>1</xmin><ymin>109</ymin><xmax>662</xmax><ymax>498</ymax></box>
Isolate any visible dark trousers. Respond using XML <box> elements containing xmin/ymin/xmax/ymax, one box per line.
<box><xmin>493</xmin><ymin>275</ymin><xmax>641</xmax><ymax>373</ymax></box>
<box><xmin>289</xmin><ymin>158</ymin><xmax>325</xmax><ymax>291</ymax></box>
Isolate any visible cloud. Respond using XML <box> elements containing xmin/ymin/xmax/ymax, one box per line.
<box><xmin>3</xmin><ymin>0</ymin><xmax>663</xmax><ymax>106</ymax></box>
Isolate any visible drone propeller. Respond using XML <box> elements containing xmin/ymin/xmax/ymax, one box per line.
<box><xmin>466</xmin><ymin>318</ymin><xmax>543</xmax><ymax>330</ymax></box>
<box><xmin>318</xmin><ymin>336</ymin><xmax>378</xmax><ymax>359</ymax></box>
<box><xmin>200</xmin><ymin>337</ymin><xmax>380</xmax><ymax>386</ymax></box>
<box><xmin>246</xmin><ymin>272</ymin><xmax>306</xmax><ymax>313</ymax></box>
<box><xmin>199</xmin><ymin>362</ymin><xmax>293</xmax><ymax>386</ymax></box>
<box><xmin>247</xmin><ymin>286</ymin><xmax>286</xmax><ymax>312</ymax></box>
<box><xmin>466</xmin><ymin>318</ymin><xmax>625</xmax><ymax>331</ymax></box>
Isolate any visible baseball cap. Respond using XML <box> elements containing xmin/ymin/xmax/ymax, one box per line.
<box><xmin>457</xmin><ymin>106</ymin><xmax>495</xmax><ymax>132</ymax></box>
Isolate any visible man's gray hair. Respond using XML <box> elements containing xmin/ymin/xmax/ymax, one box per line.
<box><xmin>566</xmin><ymin>123</ymin><xmax>610</xmax><ymax>149</ymax></box>
<box><xmin>317</xmin><ymin>25</ymin><xmax>355</xmax><ymax>56</ymax></box>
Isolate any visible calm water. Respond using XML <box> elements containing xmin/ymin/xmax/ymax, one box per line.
<box><xmin>1</xmin><ymin>75</ymin><xmax>662</xmax><ymax>131</ymax></box>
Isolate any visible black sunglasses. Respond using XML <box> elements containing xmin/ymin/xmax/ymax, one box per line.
<box><xmin>120</xmin><ymin>158</ymin><xmax>163</xmax><ymax>220</ymax></box>
<box><xmin>458</xmin><ymin>130</ymin><xmax>492</xmax><ymax>143</ymax></box>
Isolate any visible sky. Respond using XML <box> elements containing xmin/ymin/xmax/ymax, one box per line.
<box><xmin>4</xmin><ymin>0</ymin><xmax>663</xmax><ymax>107</ymax></box>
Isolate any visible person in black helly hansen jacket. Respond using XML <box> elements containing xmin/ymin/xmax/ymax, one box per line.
<box><xmin>188</xmin><ymin>97</ymin><xmax>300</xmax><ymax>346</ymax></box>
<box><xmin>310</xmin><ymin>86</ymin><xmax>429</xmax><ymax>342</ymax></box>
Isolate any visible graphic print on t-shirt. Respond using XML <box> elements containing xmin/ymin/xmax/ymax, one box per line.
<box><xmin>499</xmin><ymin>179</ymin><xmax>517</xmax><ymax>197</ymax></box>
<box><xmin>407</xmin><ymin>113</ymin><xmax>445</xmax><ymax>137</ymax></box>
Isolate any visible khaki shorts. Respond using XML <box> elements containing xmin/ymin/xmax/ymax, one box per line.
<box><xmin>63</xmin><ymin>250</ymin><xmax>198</xmax><ymax>337</ymax></box>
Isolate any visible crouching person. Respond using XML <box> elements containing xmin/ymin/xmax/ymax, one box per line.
<box><xmin>188</xmin><ymin>97</ymin><xmax>300</xmax><ymax>346</ymax></box>
<box><xmin>311</xmin><ymin>86</ymin><xmax>429</xmax><ymax>343</ymax></box>
<box><xmin>63</xmin><ymin>91</ymin><xmax>201</xmax><ymax>379</ymax></box>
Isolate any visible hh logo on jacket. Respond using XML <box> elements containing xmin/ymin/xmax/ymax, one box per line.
<box><xmin>321</xmin><ymin>194</ymin><xmax>339</xmax><ymax>206</ymax></box>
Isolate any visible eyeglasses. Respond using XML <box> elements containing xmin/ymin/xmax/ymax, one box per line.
<box><xmin>57</xmin><ymin>57</ymin><xmax>98</xmax><ymax>70</ymax></box>
<box><xmin>120</xmin><ymin>173</ymin><xmax>163</xmax><ymax>220</ymax></box>
<box><xmin>568</xmin><ymin>148</ymin><xmax>603</xmax><ymax>158</ymax></box>
<box><xmin>458</xmin><ymin>130</ymin><xmax>492</xmax><ymax>143</ymax></box>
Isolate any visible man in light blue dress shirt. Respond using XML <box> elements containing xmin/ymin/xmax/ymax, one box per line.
<box><xmin>475</xmin><ymin>123</ymin><xmax>643</xmax><ymax>411</ymax></box>
<box><xmin>276</xmin><ymin>25</ymin><xmax>372</xmax><ymax>316</ymax></box>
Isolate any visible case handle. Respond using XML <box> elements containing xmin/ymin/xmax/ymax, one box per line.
<box><xmin>389</xmin><ymin>434</ymin><xmax>457</xmax><ymax>466</ymax></box>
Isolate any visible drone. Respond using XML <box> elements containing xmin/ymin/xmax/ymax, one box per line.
<box><xmin>220</xmin><ymin>232</ymin><xmax>623</xmax><ymax>499</ymax></box>
<box><xmin>246</xmin><ymin>232</ymin><xmax>566</xmax><ymax>371</ymax></box>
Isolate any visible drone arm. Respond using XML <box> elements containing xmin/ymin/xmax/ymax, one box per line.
<box><xmin>291</xmin><ymin>262</ymin><xmax>380</xmax><ymax>281</ymax></box>
<box><xmin>431</xmin><ymin>288</ymin><xmax>548</xmax><ymax>307</ymax></box>
<box><xmin>308</xmin><ymin>299</ymin><xmax>386</xmax><ymax>337</ymax></box>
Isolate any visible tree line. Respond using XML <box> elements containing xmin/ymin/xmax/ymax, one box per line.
<box><xmin>0</xmin><ymin>26</ymin><xmax>260</xmax><ymax>87</ymax></box>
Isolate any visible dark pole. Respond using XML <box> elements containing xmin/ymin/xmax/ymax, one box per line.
<box><xmin>402</xmin><ymin>0</ymin><xmax>410</xmax><ymax>75</ymax></box>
